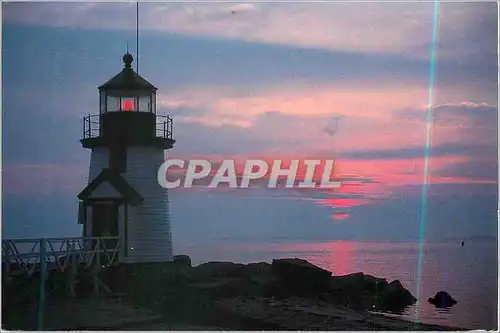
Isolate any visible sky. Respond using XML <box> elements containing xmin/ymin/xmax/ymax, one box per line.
<box><xmin>2</xmin><ymin>2</ymin><xmax>498</xmax><ymax>248</ymax></box>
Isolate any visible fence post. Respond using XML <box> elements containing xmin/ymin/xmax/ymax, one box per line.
<box><xmin>170</xmin><ymin>117</ymin><xmax>173</xmax><ymax>138</ymax></box>
<box><xmin>37</xmin><ymin>238</ymin><xmax>47</xmax><ymax>330</ymax></box>
<box><xmin>89</xmin><ymin>114</ymin><xmax>92</xmax><ymax>138</ymax></box>
<box><xmin>68</xmin><ymin>241</ymin><xmax>77</xmax><ymax>297</ymax></box>
<box><xmin>3</xmin><ymin>242</ymin><xmax>12</xmax><ymax>281</ymax></box>
<box><xmin>93</xmin><ymin>240</ymin><xmax>101</xmax><ymax>296</ymax></box>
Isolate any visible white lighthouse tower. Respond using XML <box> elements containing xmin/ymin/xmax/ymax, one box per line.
<box><xmin>77</xmin><ymin>53</ymin><xmax>175</xmax><ymax>263</ymax></box>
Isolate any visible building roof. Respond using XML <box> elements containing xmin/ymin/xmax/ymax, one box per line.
<box><xmin>78</xmin><ymin>169</ymin><xmax>144</xmax><ymax>206</ymax></box>
<box><xmin>98</xmin><ymin>53</ymin><xmax>157</xmax><ymax>91</ymax></box>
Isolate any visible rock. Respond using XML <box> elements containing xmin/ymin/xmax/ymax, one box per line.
<box><xmin>362</xmin><ymin>274</ymin><xmax>388</xmax><ymax>293</ymax></box>
<box><xmin>378</xmin><ymin>280</ymin><xmax>417</xmax><ymax>312</ymax></box>
<box><xmin>193</xmin><ymin>262</ymin><xmax>247</xmax><ymax>279</ymax></box>
<box><xmin>428</xmin><ymin>291</ymin><xmax>457</xmax><ymax>308</ymax></box>
<box><xmin>271</xmin><ymin>258</ymin><xmax>332</xmax><ymax>296</ymax></box>
<box><xmin>246</xmin><ymin>262</ymin><xmax>272</xmax><ymax>275</ymax></box>
<box><xmin>329</xmin><ymin>273</ymin><xmax>364</xmax><ymax>291</ymax></box>
<box><xmin>173</xmin><ymin>255</ymin><xmax>192</xmax><ymax>268</ymax></box>
<box><xmin>330</xmin><ymin>272</ymin><xmax>364</xmax><ymax>290</ymax></box>
<box><xmin>243</xmin><ymin>262</ymin><xmax>278</xmax><ymax>296</ymax></box>
<box><xmin>190</xmin><ymin>262</ymin><xmax>276</xmax><ymax>299</ymax></box>
<box><xmin>326</xmin><ymin>273</ymin><xmax>368</xmax><ymax>309</ymax></box>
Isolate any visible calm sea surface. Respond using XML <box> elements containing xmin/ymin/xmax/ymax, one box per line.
<box><xmin>3</xmin><ymin>192</ymin><xmax>497</xmax><ymax>329</ymax></box>
<box><xmin>177</xmin><ymin>238</ymin><xmax>498</xmax><ymax>330</ymax></box>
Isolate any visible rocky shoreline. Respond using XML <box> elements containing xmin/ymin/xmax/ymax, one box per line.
<box><xmin>3</xmin><ymin>256</ymin><xmax>465</xmax><ymax>330</ymax></box>
<box><xmin>109</xmin><ymin>256</ymin><xmax>464</xmax><ymax>330</ymax></box>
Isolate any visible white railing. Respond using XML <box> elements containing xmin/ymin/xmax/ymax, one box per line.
<box><xmin>2</xmin><ymin>236</ymin><xmax>122</xmax><ymax>330</ymax></box>
<box><xmin>2</xmin><ymin>237</ymin><xmax>121</xmax><ymax>277</ymax></box>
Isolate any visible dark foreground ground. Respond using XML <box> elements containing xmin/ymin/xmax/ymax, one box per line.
<box><xmin>2</xmin><ymin>294</ymin><xmax>463</xmax><ymax>331</ymax></box>
<box><xmin>2</xmin><ymin>257</ymin><xmax>466</xmax><ymax>330</ymax></box>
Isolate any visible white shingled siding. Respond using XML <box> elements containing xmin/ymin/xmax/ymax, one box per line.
<box><xmin>83</xmin><ymin>147</ymin><xmax>108</xmax><ymax>238</ymax></box>
<box><xmin>88</xmin><ymin>147</ymin><xmax>109</xmax><ymax>183</ymax></box>
<box><xmin>85</xmin><ymin>206</ymin><xmax>93</xmax><ymax>237</ymax></box>
<box><xmin>122</xmin><ymin>147</ymin><xmax>172</xmax><ymax>263</ymax></box>
<box><xmin>86</xmin><ymin>146</ymin><xmax>173</xmax><ymax>263</ymax></box>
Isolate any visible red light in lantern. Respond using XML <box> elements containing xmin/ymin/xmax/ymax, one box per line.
<box><xmin>122</xmin><ymin>99</ymin><xmax>135</xmax><ymax>111</ymax></box>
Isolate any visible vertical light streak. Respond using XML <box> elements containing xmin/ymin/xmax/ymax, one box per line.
<box><xmin>415</xmin><ymin>0</ymin><xmax>440</xmax><ymax>320</ymax></box>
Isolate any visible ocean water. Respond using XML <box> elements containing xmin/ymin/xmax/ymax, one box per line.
<box><xmin>175</xmin><ymin>238</ymin><xmax>498</xmax><ymax>330</ymax></box>
<box><xmin>3</xmin><ymin>190</ymin><xmax>498</xmax><ymax>329</ymax></box>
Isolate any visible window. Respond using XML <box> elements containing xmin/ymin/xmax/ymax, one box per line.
<box><xmin>152</xmin><ymin>93</ymin><xmax>157</xmax><ymax>114</ymax></box>
<box><xmin>138</xmin><ymin>95</ymin><xmax>151</xmax><ymax>112</ymax></box>
<box><xmin>121</xmin><ymin>98</ymin><xmax>136</xmax><ymax>111</ymax></box>
<box><xmin>107</xmin><ymin>96</ymin><xmax>120</xmax><ymax>112</ymax></box>
<box><xmin>100</xmin><ymin>91</ymin><xmax>106</xmax><ymax>114</ymax></box>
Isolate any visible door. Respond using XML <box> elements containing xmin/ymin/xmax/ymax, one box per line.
<box><xmin>91</xmin><ymin>202</ymin><xmax>119</xmax><ymax>258</ymax></box>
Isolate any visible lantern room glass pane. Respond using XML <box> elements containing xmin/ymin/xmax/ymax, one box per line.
<box><xmin>107</xmin><ymin>96</ymin><xmax>120</xmax><ymax>112</ymax></box>
<box><xmin>100</xmin><ymin>91</ymin><xmax>106</xmax><ymax>114</ymax></box>
<box><xmin>138</xmin><ymin>95</ymin><xmax>151</xmax><ymax>112</ymax></box>
<box><xmin>121</xmin><ymin>97</ymin><xmax>136</xmax><ymax>111</ymax></box>
<box><xmin>152</xmin><ymin>93</ymin><xmax>156</xmax><ymax>114</ymax></box>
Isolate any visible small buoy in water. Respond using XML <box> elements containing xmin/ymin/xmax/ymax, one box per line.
<box><xmin>461</xmin><ymin>241</ymin><xmax>465</xmax><ymax>247</ymax></box>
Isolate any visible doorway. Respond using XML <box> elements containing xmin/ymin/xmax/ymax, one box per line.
<box><xmin>91</xmin><ymin>202</ymin><xmax>119</xmax><ymax>254</ymax></box>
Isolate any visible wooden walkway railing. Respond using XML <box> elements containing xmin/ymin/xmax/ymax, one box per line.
<box><xmin>2</xmin><ymin>237</ymin><xmax>120</xmax><ymax>277</ymax></box>
<box><xmin>2</xmin><ymin>237</ymin><xmax>121</xmax><ymax>330</ymax></box>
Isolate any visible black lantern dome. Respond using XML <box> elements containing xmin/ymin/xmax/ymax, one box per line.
<box><xmin>98</xmin><ymin>53</ymin><xmax>157</xmax><ymax>114</ymax></box>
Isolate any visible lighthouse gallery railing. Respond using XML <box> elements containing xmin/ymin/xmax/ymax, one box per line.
<box><xmin>82</xmin><ymin>114</ymin><xmax>173</xmax><ymax>140</ymax></box>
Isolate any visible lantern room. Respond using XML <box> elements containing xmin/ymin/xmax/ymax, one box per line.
<box><xmin>81</xmin><ymin>53</ymin><xmax>174</xmax><ymax>150</ymax></box>
<box><xmin>98</xmin><ymin>53</ymin><xmax>157</xmax><ymax>114</ymax></box>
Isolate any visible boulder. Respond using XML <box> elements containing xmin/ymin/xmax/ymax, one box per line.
<box><xmin>362</xmin><ymin>274</ymin><xmax>388</xmax><ymax>293</ymax></box>
<box><xmin>173</xmin><ymin>255</ymin><xmax>192</xmax><ymax>268</ymax></box>
<box><xmin>378</xmin><ymin>280</ymin><xmax>417</xmax><ymax>312</ymax></box>
<box><xmin>428</xmin><ymin>291</ymin><xmax>457</xmax><ymax>308</ymax></box>
<box><xmin>328</xmin><ymin>273</ymin><xmax>382</xmax><ymax>310</ymax></box>
<box><xmin>246</xmin><ymin>262</ymin><xmax>272</xmax><ymax>275</ymax></box>
<box><xmin>243</xmin><ymin>262</ymin><xmax>279</xmax><ymax>296</ymax></box>
<box><xmin>328</xmin><ymin>273</ymin><xmax>364</xmax><ymax>300</ymax></box>
<box><xmin>193</xmin><ymin>261</ymin><xmax>247</xmax><ymax>279</ymax></box>
<box><xmin>330</xmin><ymin>272</ymin><xmax>364</xmax><ymax>290</ymax></box>
<box><xmin>325</xmin><ymin>277</ymin><xmax>417</xmax><ymax>312</ymax></box>
<box><xmin>271</xmin><ymin>258</ymin><xmax>332</xmax><ymax>296</ymax></box>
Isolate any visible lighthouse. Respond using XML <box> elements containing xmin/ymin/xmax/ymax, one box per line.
<box><xmin>77</xmin><ymin>53</ymin><xmax>175</xmax><ymax>263</ymax></box>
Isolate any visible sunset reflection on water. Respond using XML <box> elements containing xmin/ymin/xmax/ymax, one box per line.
<box><xmin>182</xmin><ymin>239</ymin><xmax>496</xmax><ymax>330</ymax></box>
